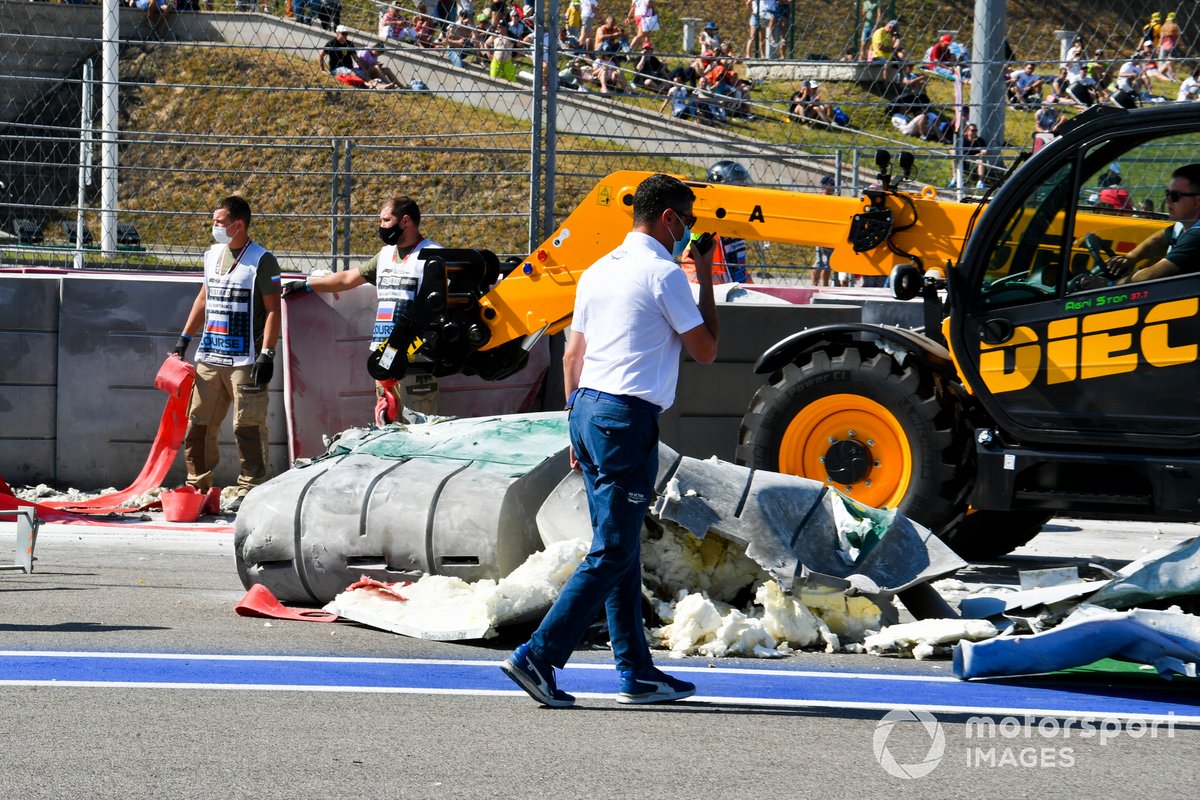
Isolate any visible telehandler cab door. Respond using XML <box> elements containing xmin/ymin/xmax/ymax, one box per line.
<box><xmin>955</xmin><ymin>128</ymin><xmax>1200</xmax><ymax>449</ymax></box>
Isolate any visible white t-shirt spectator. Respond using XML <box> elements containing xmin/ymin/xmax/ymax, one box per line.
<box><xmin>668</xmin><ymin>83</ymin><xmax>691</xmax><ymax>115</ymax></box>
<box><xmin>1178</xmin><ymin>76</ymin><xmax>1200</xmax><ymax>102</ymax></box>
<box><xmin>1117</xmin><ymin>61</ymin><xmax>1143</xmax><ymax>93</ymax></box>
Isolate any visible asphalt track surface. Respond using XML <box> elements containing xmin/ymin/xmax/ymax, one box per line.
<box><xmin>2</xmin><ymin>515</ymin><xmax>1198</xmax><ymax>797</ymax></box>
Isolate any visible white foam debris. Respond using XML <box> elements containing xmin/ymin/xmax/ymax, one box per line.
<box><xmin>650</xmin><ymin>580</ymin><xmax>831</xmax><ymax>658</ymax></box>
<box><xmin>796</xmin><ymin>585</ymin><xmax>890</xmax><ymax>642</ymax></box>
<box><xmin>486</xmin><ymin>539</ymin><xmax>591</xmax><ymax>622</ymax></box>
<box><xmin>756</xmin><ymin>581</ymin><xmax>824</xmax><ymax>648</ymax></box>
<box><xmin>324</xmin><ymin>539</ymin><xmax>589</xmax><ymax>640</ymax></box>
<box><xmin>932</xmin><ymin>578</ymin><xmax>970</xmax><ymax>593</ymax></box>
<box><xmin>864</xmin><ymin>618</ymin><xmax>999</xmax><ymax>659</ymax></box>
<box><xmin>641</xmin><ymin>526</ymin><xmax>766</xmax><ymax>603</ymax></box>
<box><xmin>320</xmin><ymin>512</ymin><xmax>943</xmax><ymax>660</ymax></box>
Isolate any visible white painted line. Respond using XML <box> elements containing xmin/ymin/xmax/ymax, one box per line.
<box><xmin>0</xmin><ymin>679</ymin><xmax>1194</xmax><ymax>724</ymax></box>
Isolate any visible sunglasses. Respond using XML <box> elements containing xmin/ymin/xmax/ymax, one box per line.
<box><xmin>1164</xmin><ymin>189</ymin><xmax>1200</xmax><ymax>202</ymax></box>
<box><xmin>672</xmin><ymin>209</ymin><xmax>697</xmax><ymax>228</ymax></box>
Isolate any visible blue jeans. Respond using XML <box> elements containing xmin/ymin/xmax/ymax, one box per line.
<box><xmin>529</xmin><ymin>390</ymin><xmax>659</xmax><ymax>674</ymax></box>
<box><xmin>293</xmin><ymin>0</ymin><xmax>311</xmax><ymax>23</ymax></box>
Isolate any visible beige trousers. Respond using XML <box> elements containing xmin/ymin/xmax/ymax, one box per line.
<box><xmin>184</xmin><ymin>361</ymin><xmax>270</xmax><ymax>492</ymax></box>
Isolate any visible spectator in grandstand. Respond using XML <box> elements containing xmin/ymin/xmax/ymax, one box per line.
<box><xmin>811</xmin><ymin>176</ymin><xmax>836</xmax><ymax>286</ymax></box>
<box><xmin>666</xmin><ymin>58</ymin><xmax>701</xmax><ymax>88</ymax></box>
<box><xmin>442</xmin><ymin>11</ymin><xmax>475</xmax><ymax>68</ymax></box>
<box><xmin>593</xmin><ymin>48</ymin><xmax>630</xmax><ymax>94</ymax></box>
<box><xmin>319</xmin><ymin>25</ymin><xmax>357</xmax><ymax>76</ymax></box>
<box><xmin>314</xmin><ymin>0</ymin><xmax>341</xmax><ymax>31</ymax></box>
<box><xmin>1063</xmin><ymin>40</ymin><xmax>1099</xmax><ymax>105</ymax></box>
<box><xmin>594</xmin><ymin>15</ymin><xmax>626</xmax><ymax>54</ymax></box>
<box><xmin>925</xmin><ymin>33</ymin><xmax>959</xmax><ymax>79</ymax></box>
<box><xmin>1008</xmin><ymin>62</ymin><xmax>1045</xmax><ymax>107</ymax></box>
<box><xmin>1159</xmin><ymin>12</ymin><xmax>1181</xmax><ymax>63</ymax></box>
<box><xmin>580</xmin><ymin>0</ymin><xmax>599</xmax><ymax>48</ymax></box>
<box><xmin>1113</xmin><ymin>54</ymin><xmax>1145</xmax><ymax>108</ymax></box>
<box><xmin>414</xmin><ymin>13</ymin><xmax>438</xmax><ymax>47</ymax></box>
<box><xmin>1178</xmin><ymin>69</ymin><xmax>1200</xmax><ymax>102</ymax></box>
<box><xmin>505</xmin><ymin>4</ymin><xmax>531</xmax><ymax>39</ymax></box>
<box><xmin>1096</xmin><ymin>170</ymin><xmax>1133</xmax><ymax>211</ymax></box>
<box><xmin>134</xmin><ymin>0</ymin><xmax>174</xmax><ymax>23</ymax></box>
<box><xmin>1142</xmin><ymin>55</ymin><xmax>1178</xmax><ymax>90</ymax></box>
<box><xmin>960</xmin><ymin>123</ymin><xmax>990</xmax><ymax>188</ymax></box>
<box><xmin>889</xmin><ymin>50</ymin><xmax>930</xmax><ymax>115</ymax></box>
<box><xmin>870</xmin><ymin>19</ymin><xmax>900</xmax><ymax>79</ymax></box>
<box><xmin>699</xmin><ymin>20</ymin><xmax>721</xmax><ymax>52</ymax></box>
<box><xmin>891</xmin><ymin>109</ymin><xmax>933</xmax><ymax>139</ymax></box>
<box><xmin>1087</xmin><ymin>50</ymin><xmax>1113</xmax><ymax>104</ymax></box>
<box><xmin>660</xmin><ymin>75</ymin><xmax>698</xmax><ymax>119</ymax></box>
<box><xmin>468</xmin><ymin>21</ymin><xmax>493</xmax><ymax>65</ymax></box>
<box><xmin>626</xmin><ymin>0</ymin><xmax>659</xmax><ymax>52</ymax></box>
<box><xmin>565</xmin><ymin>0</ymin><xmax>582</xmax><ymax>43</ymax></box>
<box><xmin>634</xmin><ymin>41</ymin><xmax>669</xmax><ymax>91</ymax></box>
<box><xmin>1142</xmin><ymin>12</ymin><xmax>1163</xmax><ymax>54</ymax></box>
<box><xmin>559</xmin><ymin>25</ymin><xmax>582</xmax><ymax>54</ymax></box>
<box><xmin>773</xmin><ymin>0</ymin><xmax>792</xmax><ymax>59</ymax></box>
<box><xmin>378</xmin><ymin>4</ymin><xmax>411</xmax><ymax>42</ymax></box>
<box><xmin>354</xmin><ymin>43</ymin><xmax>402</xmax><ymax>88</ymax></box>
<box><xmin>789</xmin><ymin>80</ymin><xmax>831</xmax><ymax>125</ymax></box>
<box><xmin>857</xmin><ymin>0</ymin><xmax>882</xmax><ymax>60</ymax></box>
<box><xmin>746</xmin><ymin>0</ymin><xmax>769</xmax><ymax>59</ymax></box>
<box><xmin>1035</xmin><ymin>101</ymin><xmax>1063</xmax><ymax>134</ymax></box>
<box><xmin>488</xmin><ymin>23</ymin><xmax>518</xmax><ymax>81</ymax></box>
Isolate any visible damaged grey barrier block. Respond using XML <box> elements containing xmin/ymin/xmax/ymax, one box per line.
<box><xmin>958</xmin><ymin>535</ymin><xmax>1200</xmax><ymax>623</ymax></box>
<box><xmin>955</xmin><ymin>604</ymin><xmax>1200</xmax><ymax>680</ymax></box>
<box><xmin>1088</xmin><ymin>536</ymin><xmax>1200</xmax><ymax>610</ymax></box>
<box><xmin>650</xmin><ymin>454</ymin><xmax>966</xmax><ymax>600</ymax></box>
<box><xmin>234</xmin><ymin>413</ymin><xmax>572</xmax><ymax>603</ymax></box>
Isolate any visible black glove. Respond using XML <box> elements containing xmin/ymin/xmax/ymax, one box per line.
<box><xmin>282</xmin><ymin>280</ymin><xmax>311</xmax><ymax>298</ymax></box>
<box><xmin>172</xmin><ymin>334</ymin><xmax>191</xmax><ymax>358</ymax></box>
<box><xmin>251</xmin><ymin>352</ymin><xmax>274</xmax><ymax>386</ymax></box>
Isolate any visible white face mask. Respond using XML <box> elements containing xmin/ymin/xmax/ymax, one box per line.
<box><xmin>212</xmin><ymin>224</ymin><xmax>233</xmax><ymax>245</ymax></box>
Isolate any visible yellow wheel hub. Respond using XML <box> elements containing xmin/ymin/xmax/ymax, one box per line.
<box><xmin>778</xmin><ymin>394</ymin><xmax>913</xmax><ymax>509</ymax></box>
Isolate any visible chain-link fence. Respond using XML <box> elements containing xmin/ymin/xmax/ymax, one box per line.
<box><xmin>0</xmin><ymin>0</ymin><xmax>1187</xmax><ymax>283</ymax></box>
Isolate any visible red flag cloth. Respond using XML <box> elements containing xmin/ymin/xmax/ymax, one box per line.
<box><xmin>234</xmin><ymin>583</ymin><xmax>339</xmax><ymax>622</ymax></box>
<box><xmin>0</xmin><ymin>355</ymin><xmax>195</xmax><ymax>516</ymax></box>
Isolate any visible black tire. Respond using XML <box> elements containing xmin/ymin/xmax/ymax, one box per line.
<box><xmin>737</xmin><ymin>346</ymin><xmax>971</xmax><ymax>542</ymax></box>
<box><xmin>940</xmin><ymin>509</ymin><xmax>1052</xmax><ymax>561</ymax></box>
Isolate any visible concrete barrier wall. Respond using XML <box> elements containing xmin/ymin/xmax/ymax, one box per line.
<box><xmin>0</xmin><ymin>271</ymin><xmax>879</xmax><ymax>487</ymax></box>
<box><xmin>0</xmin><ymin>275</ymin><xmax>59</xmax><ymax>485</ymax></box>
<box><xmin>0</xmin><ymin>270</ymin><xmax>553</xmax><ymax>488</ymax></box>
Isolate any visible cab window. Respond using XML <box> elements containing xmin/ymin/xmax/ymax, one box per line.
<box><xmin>977</xmin><ymin>163</ymin><xmax>1075</xmax><ymax>308</ymax></box>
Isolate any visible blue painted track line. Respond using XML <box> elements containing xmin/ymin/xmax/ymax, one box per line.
<box><xmin>0</xmin><ymin>651</ymin><xmax>1197</xmax><ymax>721</ymax></box>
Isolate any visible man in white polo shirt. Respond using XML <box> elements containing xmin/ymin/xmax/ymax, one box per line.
<box><xmin>502</xmin><ymin>173</ymin><xmax>719</xmax><ymax>707</ymax></box>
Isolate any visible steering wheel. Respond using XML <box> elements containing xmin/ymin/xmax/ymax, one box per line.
<box><xmin>1082</xmin><ymin>232</ymin><xmax>1117</xmax><ymax>277</ymax></box>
